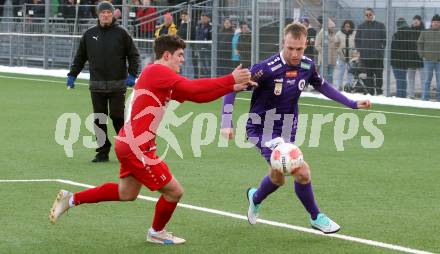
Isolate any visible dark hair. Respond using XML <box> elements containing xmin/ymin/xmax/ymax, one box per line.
<box><xmin>365</xmin><ymin>7</ymin><xmax>374</xmax><ymax>14</ymax></box>
<box><xmin>181</xmin><ymin>10</ymin><xmax>188</xmax><ymax>15</ymax></box>
<box><xmin>341</xmin><ymin>20</ymin><xmax>355</xmax><ymax>31</ymax></box>
<box><xmin>201</xmin><ymin>13</ymin><xmax>210</xmax><ymax>18</ymax></box>
<box><xmin>412</xmin><ymin>15</ymin><xmax>425</xmax><ymax>29</ymax></box>
<box><xmin>154</xmin><ymin>35</ymin><xmax>186</xmax><ymax>60</ymax></box>
<box><xmin>396</xmin><ymin>17</ymin><xmax>408</xmax><ymax>29</ymax></box>
<box><xmin>284</xmin><ymin>22</ymin><xmax>308</xmax><ymax>38</ymax></box>
<box><xmin>239</xmin><ymin>20</ymin><xmax>248</xmax><ymax>28</ymax></box>
<box><xmin>413</xmin><ymin>15</ymin><xmax>422</xmax><ymax>21</ymax></box>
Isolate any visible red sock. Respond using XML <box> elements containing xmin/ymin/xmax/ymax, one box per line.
<box><xmin>152</xmin><ymin>195</ymin><xmax>178</xmax><ymax>231</ymax></box>
<box><xmin>73</xmin><ymin>183</ymin><xmax>120</xmax><ymax>205</ymax></box>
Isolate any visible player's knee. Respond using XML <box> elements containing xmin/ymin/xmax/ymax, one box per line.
<box><xmin>294</xmin><ymin>163</ymin><xmax>311</xmax><ymax>184</ymax></box>
<box><xmin>119</xmin><ymin>190</ymin><xmax>139</xmax><ymax>201</ymax></box>
<box><xmin>173</xmin><ymin>187</ymin><xmax>184</xmax><ymax>200</ymax></box>
<box><xmin>269</xmin><ymin>169</ymin><xmax>285</xmax><ymax>186</ymax></box>
<box><xmin>164</xmin><ymin>188</ymin><xmax>184</xmax><ymax>202</ymax></box>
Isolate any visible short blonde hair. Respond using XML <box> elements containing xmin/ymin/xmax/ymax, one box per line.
<box><xmin>284</xmin><ymin>22</ymin><xmax>308</xmax><ymax>38</ymax></box>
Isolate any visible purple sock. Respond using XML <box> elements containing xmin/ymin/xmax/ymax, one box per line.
<box><xmin>294</xmin><ymin>181</ymin><xmax>320</xmax><ymax>220</ymax></box>
<box><xmin>252</xmin><ymin>175</ymin><xmax>280</xmax><ymax>205</ymax></box>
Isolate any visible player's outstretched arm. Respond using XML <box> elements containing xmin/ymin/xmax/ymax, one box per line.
<box><xmin>171</xmin><ymin>67</ymin><xmax>251</xmax><ymax>103</ymax></box>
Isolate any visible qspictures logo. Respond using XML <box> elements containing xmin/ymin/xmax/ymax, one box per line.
<box><xmin>55</xmin><ymin>90</ymin><xmax>386</xmax><ymax>162</ymax></box>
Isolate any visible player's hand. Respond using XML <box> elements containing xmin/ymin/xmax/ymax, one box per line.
<box><xmin>357</xmin><ymin>100</ymin><xmax>371</xmax><ymax>109</ymax></box>
<box><xmin>220</xmin><ymin>128</ymin><xmax>234</xmax><ymax>140</ymax></box>
<box><xmin>66</xmin><ymin>75</ymin><xmax>76</xmax><ymax>89</ymax></box>
<box><xmin>233</xmin><ymin>80</ymin><xmax>258</xmax><ymax>92</ymax></box>
<box><xmin>231</xmin><ymin>64</ymin><xmax>251</xmax><ymax>84</ymax></box>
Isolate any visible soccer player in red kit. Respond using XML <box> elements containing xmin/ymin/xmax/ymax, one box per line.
<box><xmin>49</xmin><ymin>35</ymin><xmax>253</xmax><ymax>245</ymax></box>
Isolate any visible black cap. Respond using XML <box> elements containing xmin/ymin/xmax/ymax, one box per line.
<box><xmin>97</xmin><ymin>1</ymin><xmax>115</xmax><ymax>14</ymax></box>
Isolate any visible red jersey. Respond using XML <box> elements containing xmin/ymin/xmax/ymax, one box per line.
<box><xmin>117</xmin><ymin>64</ymin><xmax>235</xmax><ymax>153</ymax></box>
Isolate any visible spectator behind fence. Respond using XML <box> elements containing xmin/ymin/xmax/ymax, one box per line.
<box><xmin>391</xmin><ymin>18</ymin><xmax>412</xmax><ymax>98</ymax></box>
<box><xmin>231</xmin><ymin>21</ymin><xmax>249</xmax><ymax>68</ymax></box>
<box><xmin>194</xmin><ymin>13</ymin><xmax>212</xmax><ymax>78</ymax></box>
<box><xmin>177</xmin><ymin>10</ymin><xmax>196</xmax><ymax>40</ymax></box>
<box><xmin>177</xmin><ymin>10</ymin><xmax>196</xmax><ymax>78</ymax></box>
<box><xmin>217</xmin><ymin>17</ymin><xmax>235</xmax><ymax>75</ymax></box>
<box><xmin>407</xmin><ymin>15</ymin><xmax>425</xmax><ymax>99</ymax></box>
<box><xmin>27</xmin><ymin>0</ymin><xmax>45</xmax><ymax>20</ymax></box>
<box><xmin>136</xmin><ymin>0</ymin><xmax>157</xmax><ymax>39</ymax></box>
<box><xmin>335</xmin><ymin>20</ymin><xmax>357</xmax><ymax>91</ymax></box>
<box><xmin>60</xmin><ymin>0</ymin><xmax>76</xmax><ymax>20</ymax></box>
<box><xmin>418</xmin><ymin>14</ymin><xmax>440</xmax><ymax>101</ymax></box>
<box><xmin>67</xmin><ymin>1</ymin><xmax>140</xmax><ymax>163</ymax></box>
<box><xmin>299</xmin><ymin>16</ymin><xmax>318</xmax><ymax>62</ymax></box>
<box><xmin>355</xmin><ymin>8</ymin><xmax>386</xmax><ymax>95</ymax></box>
<box><xmin>154</xmin><ymin>12</ymin><xmax>177</xmax><ymax>38</ymax></box>
<box><xmin>315</xmin><ymin>18</ymin><xmax>337</xmax><ymax>85</ymax></box>
<box><xmin>237</xmin><ymin>21</ymin><xmax>251</xmax><ymax>68</ymax></box>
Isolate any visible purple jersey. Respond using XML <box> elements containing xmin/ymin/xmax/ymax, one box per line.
<box><xmin>221</xmin><ymin>52</ymin><xmax>358</xmax><ymax>161</ymax></box>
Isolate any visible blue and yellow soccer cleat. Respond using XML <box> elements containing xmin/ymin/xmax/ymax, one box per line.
<box><xmin>246</xmin><ymin>188</ymin><xmax>261</xmax><ymax>225</ymax></box>
<box><xmin>146</xmin><ymin>228</ymin><xmax>185</xmax><ymax>245</ymax></box>
<box><xmin>310</xmin><ymin>213</ymin><xmax>341</xmax><ymax>234</ymax></box>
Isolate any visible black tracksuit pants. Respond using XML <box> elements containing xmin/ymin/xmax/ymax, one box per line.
<box><xmin>91</xmin><ymin>91</ymin><xmax>125</xmax><ymax>155</ymax></box>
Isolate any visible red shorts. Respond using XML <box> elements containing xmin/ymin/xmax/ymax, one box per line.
<box><xmin>115</xmin><ymin>141</ymin><xmax>173</xmax><ymax>191</ymax></box>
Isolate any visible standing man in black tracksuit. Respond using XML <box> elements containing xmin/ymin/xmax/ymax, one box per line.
<box><xmin>67</xmin><ymin>1</ymin><xmax>140</xmax><ymax>163</ymax></box>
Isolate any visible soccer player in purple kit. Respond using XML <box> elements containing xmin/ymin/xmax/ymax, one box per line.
<box><xmin>220</xmin><ymin>23</ymin><xmax>371</xmax><ymax>234</ymax></box>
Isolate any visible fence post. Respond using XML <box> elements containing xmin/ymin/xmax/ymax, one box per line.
<box><xmin>385</xmin><ymin>0</ymin><xmax>392</xmax><ymax>97</ymax></box>
<box><xmin>211</xmin><ymin>0</ymin><xmax>218</xmax><ymax>77</ymax></box>
<box><xmin>9</xmin><ymin>22</ymin><xmax>13</xmax><ymax>66</ymax></box>
<box><xmin>279</xmin><ymin>0</ymin><xmax>285</xmax><ymax>51</ymax></box>
<box><xmin>43</xmin><ymin>0</ymin><xmax>50</xmax><ymax>69</ymax></box>
<box><xmin>322</xmin><ymin>2</ymin><xmax>328</xmax><ymax>80</ymax></box>
<box><xmin>251</xmin><ymin>0</ymin><xmax>257</xmax><ymax>65</ymax></box>
<box><xmin>122</xmin><ymin>0</ymin><xmax>128</xmax><ymax>29</ymax></box>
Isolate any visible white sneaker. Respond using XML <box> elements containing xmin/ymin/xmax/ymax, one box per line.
<box><xmin>310</xmin><ymin>213</ymin><xmax>340</xmax><ymax>234</ymax></box>
<box><xmin>146</xmin><ymin>228</ymin><xmax>185</xmax><ymax>245</ymax></box>
<box><xmin>49</xmin><ymin>189</ymin><xmax>72</xmax><ymax>224</ymax></box>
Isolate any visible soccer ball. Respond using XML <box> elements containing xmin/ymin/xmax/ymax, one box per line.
<box><xmin>270</xmin><ymin>143</ymin><xmax>304</xmax><ymax>176</ymax></box>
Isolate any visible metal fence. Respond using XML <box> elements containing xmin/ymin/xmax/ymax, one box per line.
<box><xmin>1</xmin><ymin>0</ymin><xmax>439</xmax><ymax>100</ymax></box>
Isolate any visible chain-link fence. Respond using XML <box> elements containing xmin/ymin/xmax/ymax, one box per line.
<box><xmin>1</xmin><ymin>0</ymin><xmax>439</xmax><ymax>100</ymax></box>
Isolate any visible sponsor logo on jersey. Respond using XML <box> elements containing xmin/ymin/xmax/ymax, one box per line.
<box><xmin>274</xmin><ymin>82</ymin><xmax>283</xmax><ymax>95</ymax></box>
<box><xmin>271</xmin><ymin>64</ymin><xmax>282</xmax><ymax>72</ymax></box>
<box><xmin>285</xmin><ymin>70</ymin><xmax>297</xmax><ymax>78</ymax></box>
<box><xmin>286</xmin><ymin>79</ymin><xmax>296</xmax><ymax>85</ymax></box>
<box><xmin>300</xmin><ymin>62</ymin><xmax>311</xmax><ymax>70</ymax></box>
<box><xmin>298</xmin><ymin>79</ymin><xmax>306</xmax><ymax>91</ymax></box>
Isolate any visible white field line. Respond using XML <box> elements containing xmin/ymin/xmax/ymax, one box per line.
<box><xmin>235</xmin><ymin>97</ymin><xmax>440</xmax><ymax>119</ymax></box>
<box><xmin>1</xmin><ymin>74</ymin><xmax>439</xmax><ymax>119</ymax></box>
<box><xmin>0</xmin><ymin>179</ymin><xmax>435</xmax><ymax>254</ymax></box>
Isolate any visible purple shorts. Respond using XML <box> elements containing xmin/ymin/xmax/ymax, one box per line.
<box><xmin>246</xmin><ymin>127</ymin><xmax>296</xmax><ymax>164</ymax></box>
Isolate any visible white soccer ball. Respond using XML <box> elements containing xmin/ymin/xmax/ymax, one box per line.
<box><xmin>270</xmin><ymin>143</ymin><xmax>304</xmax><ymax>176</ymax></box>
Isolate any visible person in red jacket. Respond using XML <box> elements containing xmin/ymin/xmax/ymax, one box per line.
<box><xmin>136</xmin><ymin>0</ymin><xmax>157</xmax><ymax>38</ymax></box>
<box><xmin>49</xmin><ymin>34</ymin><xmax>252</xmax><ymax>245</ymax></box>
